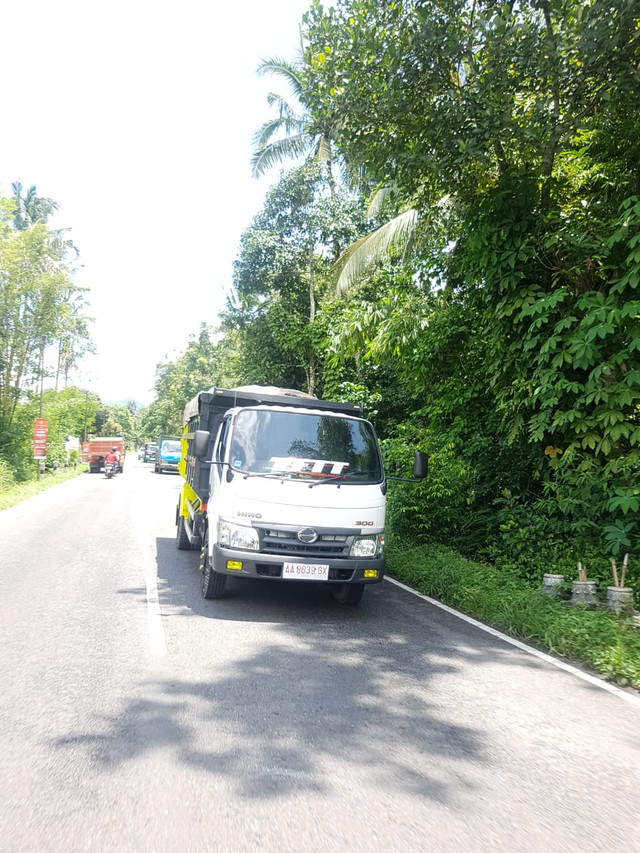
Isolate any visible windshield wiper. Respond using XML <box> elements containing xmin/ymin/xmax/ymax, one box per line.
<box><xmin>308</xmin><ymin>471</ymin><xmax>379</xmax><ymax>488</ymax></box>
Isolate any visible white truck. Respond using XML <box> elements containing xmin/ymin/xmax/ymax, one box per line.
<box><xmin>175</xmin><ymin>386</ymin><xmax>426</xmax><ymax>605</ymax></box>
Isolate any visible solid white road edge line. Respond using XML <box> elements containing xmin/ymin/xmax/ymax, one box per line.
<box><xmin>145</xmin><ymin>576</ymin><xmax>167</xmax><ymax>656</ymax></box>
<box><xmin>384</xmin><ymin>576</ymin><xmax>640</xmax><ymax>710</ymax></box>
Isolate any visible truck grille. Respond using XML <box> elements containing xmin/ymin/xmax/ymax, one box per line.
<box><xmin>259</xmin><ymin>527</ymin><xmax>352</xmax><ymax>558</ymax></box>
<box><xmin>256</xmin><ymin>564</ymin><xmax>282</xmax><ymax>577</ymax></box>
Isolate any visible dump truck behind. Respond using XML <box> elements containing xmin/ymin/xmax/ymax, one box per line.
<box><xmin>87</xmin><ymin>437</ymin><xmax>125</xmax><ymax>473</ymax></box>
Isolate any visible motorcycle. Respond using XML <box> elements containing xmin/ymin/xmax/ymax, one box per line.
<box><xmin>104</xmin><ymin>461</ymin><xmax>118</xmax><ymax>479</ymax></box>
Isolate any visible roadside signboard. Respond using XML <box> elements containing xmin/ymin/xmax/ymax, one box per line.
<box><xmin>81</xmin><ymin>442</ymin><xmax>90</xmax><ymax>463</ymax></box>
<box><xmin>33</xmin><ymin>418</ymin><xmax>48</xmax><ymax>459</ymax></box>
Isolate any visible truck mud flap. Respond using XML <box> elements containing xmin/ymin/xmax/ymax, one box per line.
<box><xmin>184</xmin><ymin>516</ymin><xmax>201</xmax><ymax>550</ymax></box>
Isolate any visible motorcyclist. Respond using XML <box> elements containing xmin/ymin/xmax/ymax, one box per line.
<box><xmin>104</xmin><ymin>447</ymin><xmax>119</xmax><ymax>470</ymax></box>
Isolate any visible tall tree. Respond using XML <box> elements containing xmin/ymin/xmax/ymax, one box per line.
<box><xmin>230</xmin><ymin>163</ymin><xmax>365</xmax><ymax>394</ymax></box>
<box><xmin>0</xmin><ymin>188</ymin><xmax>91</xmax><ymax>434</ymax></box>
<box><xmin>252</xmin><ymin>56</ymin><xmax>337</xmax><ymax>183</ymax></box>
<box><xmin>11</xmin><ymin>182</ymin><xmax>59</xmax><ymax>231</ymax></box>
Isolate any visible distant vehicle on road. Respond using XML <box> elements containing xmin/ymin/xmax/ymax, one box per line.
<box><xmin>87</xmin><ymin>437</ymin><xmax>125</xmax><ymax>474</ymax></box>
<box><xmin>155</xmin><ymin>436</ymin><xmax>182</xmax><ymax>473</ymax></box>
<box><xmin>137</xmin><ymin>446</ymin><xmax>145</xmax><ymax>460</ymax></box>
<box><xmin>143</xmin><ymin>443</ymin><xmax>158</xmax><ymax>463</ymax></box>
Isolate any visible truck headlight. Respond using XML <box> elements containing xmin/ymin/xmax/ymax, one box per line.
<box><xmin>350</xmin><ymin>533</ymin><xmax>384</xmax><ymax>558</ymax></box>
<box><xmin>217</xmin><ymin>520</ymin><xmax>259</xmax><ymax>551</ymax></box>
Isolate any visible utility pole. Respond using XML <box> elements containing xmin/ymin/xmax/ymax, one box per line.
<box><xmin>38</xmin><ymin>342</ymin><xmax>45</xmax><ymax>418</ymax></box>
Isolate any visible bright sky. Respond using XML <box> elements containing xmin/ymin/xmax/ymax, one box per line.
<box><xmin>1</xmin><ymin>0</ymin><xmax>311</xmax><ymax>406</ymax></box>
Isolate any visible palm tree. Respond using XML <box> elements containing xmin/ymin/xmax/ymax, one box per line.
<box><xmin>12</xmin><ymin>183</ymin><xmax>79</xmax><ymax>266</ymax></box>
<box><xmin>252</xmin><ymin>58</ymin><xmax>423</xmax><ymax>299</ymax></box>
<box><xmin>11</xmin><ymin>182</ymin><xmax>59</xmax><ymax>231</ymax></box>
<box><xmin>251</xmin><ymin>56</ymin><xmax>342</xmax><ymax>195</ymax></box>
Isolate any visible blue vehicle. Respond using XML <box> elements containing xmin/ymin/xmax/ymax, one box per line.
<box><xmin>155</xmin><ymin>436</ymin><xmax>182</xmax><ymax>473</ymax></box>
<box><xmin>143</xmin><ymin>442</ymin><xmax>158</xmax><ymax>463</ymax></box>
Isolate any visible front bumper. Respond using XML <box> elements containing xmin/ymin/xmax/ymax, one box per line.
<box><xmin>212</xmin><ymin>544</ymin><xmax>384</xmax><ymax>584</ymax></box>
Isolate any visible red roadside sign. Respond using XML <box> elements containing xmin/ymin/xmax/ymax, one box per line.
<box><xmin>33</xmin><ymin>418</ymin><xmax>48</xmax><ymax>459</ymax></box>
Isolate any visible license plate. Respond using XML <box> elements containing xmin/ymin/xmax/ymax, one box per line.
<box><xmin>282</xmin><ymin>562</ymin><xmax>330</xmax><ymax>581</ymax></box>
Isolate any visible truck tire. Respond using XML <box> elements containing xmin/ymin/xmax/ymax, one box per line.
<box><xmin>176</xmin><ymin>515</ymin><xmax>191</xmax><ymax>550</ymax></box>
<box><xmin>331</xmin><ymin>583</ymin><xmax>365</xmax><ymax>606</ymax></box>
<box><xmin>201</xmin><ymin>533</ymin><xmax>226</xmax><ymax>600</ymax></box>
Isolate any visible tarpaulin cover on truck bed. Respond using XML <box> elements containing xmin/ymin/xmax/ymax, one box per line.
<box><xmin>182</xmin><ymin>386</ymin><xmax>360</xmax><ymax>426</ymax></box>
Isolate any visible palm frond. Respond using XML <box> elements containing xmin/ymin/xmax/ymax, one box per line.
<box><xmin>252</xmin><ymin>117</ymin><xmax>307</xmax><ymax>150</ymax></box>
<box><xmin>366</xmin><ymin>183</ymin><xmax>400</xmax><ymax>219</ymax></box>
<box><xmin>334</xmin><ymin>209</ymin><xmax>419</xmax><ymax>296</ymax></box>
<box><xmin>265</xmin><ymin>92</ymin><xmax>300</xmax><ymax>122</ymax></box>
<box><xmin>250</xmin><ymin>135</ymin><xmax>314</xmax><ymax>178</ymax></box>
<box><xmin>257</xmin><ymin>56</ymin><xmax>304</xmax><ymax>100</ymax></box>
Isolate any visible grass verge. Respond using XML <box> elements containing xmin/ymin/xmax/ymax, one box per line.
<box><xmin>0</xmin><ymin>466</ymin><xmax>89</xmax><ymax>512</ymax></box>
<box><xmin>387</xmin><ymin>543</ymin><xmax>640</xmax><ymax>689</ymax></box>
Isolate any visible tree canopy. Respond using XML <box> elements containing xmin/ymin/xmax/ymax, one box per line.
<box><xmin>140</xmin><ymin>2</ymin><xmax>640</xmax><ymax>592</ymax></box>
<box><xmin>0</xmin><ymin>185</ymin><xmax>94</xmax><ymax>481</ymax></box>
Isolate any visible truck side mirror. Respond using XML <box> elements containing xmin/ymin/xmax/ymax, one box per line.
<box><xmin>193</xmin><ymin>430</ymin><xmax>211</xmax><ymax>459</ymax></box>
<box><xmin>413</xmin><ymin>451</ymin><xmax>428</xmax><ymax>480</ymax></box>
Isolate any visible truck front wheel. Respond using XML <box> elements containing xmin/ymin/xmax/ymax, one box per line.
<box><xmin>201</xmin><ymin>533</ymin><xmax>227</xmax><ymax>599</ymax></box>
<box><xmin>331</xmin><ymin>583</ymin><xmax>365</xmax><ymax>606</ymax></box>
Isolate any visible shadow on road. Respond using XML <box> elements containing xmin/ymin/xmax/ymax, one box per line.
<box><xmin>53</xmin><ymin>536</ymin><xmax>550</xmax><ymax>804</ymax></box>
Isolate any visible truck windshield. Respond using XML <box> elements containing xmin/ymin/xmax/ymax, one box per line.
<box><xmin>162</xmin><ymin>441</ymin><xmax>181</xmax><ymax>454</ymax></box>
<box><xmin>229</xmin><ymin>410</ymin><xmax>382</xmax><ymax>483</ymax></box>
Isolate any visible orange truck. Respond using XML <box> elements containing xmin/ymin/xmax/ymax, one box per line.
<box><xmin>87</xmin><ymin>437</ymin><xmax>125</xmax><ymax>473</ymax></box>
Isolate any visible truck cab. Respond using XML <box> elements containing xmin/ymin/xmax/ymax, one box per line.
<box><xmin>155</xmin><ymin>436</ymin><xmax>182</xmax><ymax>473</ymax></box>
<box><xmin>143</xmin><ymin>443</ymin><xmax>158</xmax><ymax>463</ymax></box>
<box><xmin>176</xmin><ymin>386</ymin><xmax>386</xmax><ymax>605</ymax></box>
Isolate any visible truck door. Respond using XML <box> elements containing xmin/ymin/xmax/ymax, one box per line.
<box><xmin>208</xmin><ymin>415</ymin><xmax>231</xmax><ymax>532</ymax></box>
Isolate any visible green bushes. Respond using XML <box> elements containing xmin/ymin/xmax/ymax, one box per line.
<box><xmin>484</xmin><ymin>489</ymin><xmax>640</xmax><ymax>597</ymax></box>
<box><xmin>386</xmin><ymin>543</ymin><xmax>640</xmax><ymax>688</ymax></box>
<box><xmin>0</xmin><ymin>458</ymin><xmax>16</xmax><ymax>493</ymax></box>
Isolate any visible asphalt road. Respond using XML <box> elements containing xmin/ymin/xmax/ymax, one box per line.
<box><xmin>1</xmin><ymin>456</ymin><xmax>639</xmax><ymax>852</ymax></box>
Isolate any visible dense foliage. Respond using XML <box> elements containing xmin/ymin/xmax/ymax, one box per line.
<box><xmin>298</xmin><ymin>0</ymin><xmax>640</xmax><ymax>586</ymax></box>
<box><xmin>143</xmin><ymin>1</ymin><xmax>640</xmax><ymax>596</ymax></box>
